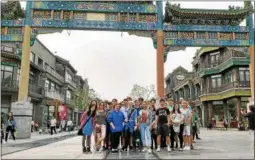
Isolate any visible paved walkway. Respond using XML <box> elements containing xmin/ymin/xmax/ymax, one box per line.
<box><xmin>2</xmin><ymin>136</ymin><xmax>106</xmax><ymax>159</ymax></box>
<box><xmin>2</xmin><ymin>129</ymin><xmax>254</xmax><ymax>159</ymax></box>
<box><xmin>1</xmin><ymin>131</ymin><xmax>77</xmax><ymax>155</ymax></box>
<box><xmin>153</xmin><ymin>129</ymin><xmax>254</xmax><ymax>159</ymax></box>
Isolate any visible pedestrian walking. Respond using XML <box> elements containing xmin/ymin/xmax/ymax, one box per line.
<box><xmin>1</xmin><ymin>117</ymin><xmax>5</xmax><ymax>144</ymax></box>
<box><xmin>107</xmin><ymin>103</ymin><xmax>125</xmax><ymax>153</ymax></box>
<box><xmin>80</xmin><ymin>100</ymin><xmax>97</xmax><ymax>154</ymax></box>
<box><xmin>50</xmin><ymin>116</ymin><xmax>57</xmax><ymax>135</ymax></box>
<box><xmin>5</xmin><ymin>112</ymin><xmax>16</xmax><ymax>143</ymax></box>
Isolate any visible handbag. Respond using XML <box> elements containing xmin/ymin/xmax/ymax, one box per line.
<box><xmin>77</xmin><ymin>115</ymin><xmax>91</xmax><ymax>136</ymax></box>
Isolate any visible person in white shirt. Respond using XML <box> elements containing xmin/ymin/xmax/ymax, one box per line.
<box><xmin>67</xmin><ymin>120</ymin><xmax>73</xmax><ymax>132</ymax></box>
<box><xmin>50</xmin><ymin>117</ymin><xmax>57</xmax><ymax>135</ymax></box>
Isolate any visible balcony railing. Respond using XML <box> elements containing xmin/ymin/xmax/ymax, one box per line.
<box><xmin>1</xmin><ymin>80</ymin><xmax>19</xmax><ymax>91</ymax></box>
<box><xmin>65</xmin><ymin>98</ymin><xmax>75</xmax><ymax>106</ymax></box>
<box><xmin>1</xmin><ymin>80</ymin><xmax>42</xmax><ymax>95</ymax></box>
<box><xmin>1</xmin><ymin>45</ymin><xmax>16</xmax><ymax>54</ymax></box>
<box><xmin>66</xmin><ymin>79</ymin><xmax>77</xmax><ymax>88</ymax></box>
<box><xmin>29</xmin><ymin>84</ymin><xmax>43</xmax><ymax>95</ymax></box>
<box><xmin>200</xmin><ymin>50</ymin><xmax>246</xmax><ymax>69</ymax></box>
<box><xmin>202</xmin><ymin>81</ymin><xmax>250</xmax><ymax>94</ymax></box>
<box><xmin>45</xmin><ymin>90</ymin><xmax>64</xmax><ymax>102</ymax></box>
<box><xmin>45</xmin><ymin>66</ymin><xmax>64</xmax><ymax>82</ymax></box>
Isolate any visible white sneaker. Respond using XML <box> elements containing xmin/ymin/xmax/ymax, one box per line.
<box><xmin>99</xmin><ymin>147</ymin><xmax>103</xmax><ymax>152</ymax></box>
<box><xmin>183</xmin><ymin>146</ymin><xmax>187</xmax><ymax>150</ymax></box>
<box><xmin>142</xmin><ymin>147</ymin><xmax>147</xmax><ymax>152</ymax></box>
<box><xmin>3</xmin><ymin>141</ymin><xmax>6</xmax><ymax>144</ymax></box>
<box><xmin>186</xmin><ymin>146</ymin><xmax>190</xmax><ymax>150</ymax></box>
<box><xmin>179</xmin><ymin>148</ymin><xmax>183</xmax><ymax>151</ymax></box>
<box><xmin>148</xmin><ymin>148</ymin><xmax>152</xmax><ymax>153</ymax></box>
<box><xmin>167</xmin><ymin>146</ymin><xmax>171</xmax><ymax>152</ymax></box>
<box><xmin>156</xmin><ymin>147</ymin><xmax>160</xmax><ymax>152</ymax></box>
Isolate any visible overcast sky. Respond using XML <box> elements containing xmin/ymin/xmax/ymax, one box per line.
<box><xmin>20</xmin><ymin>1</ymin><xmax>251</xmax><ymax>100</ymax></box>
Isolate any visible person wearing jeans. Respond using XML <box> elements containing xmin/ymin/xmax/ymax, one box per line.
<box><xmin>139</xmin><ymin>101</ymin><xmax>152</xmax><ymax>153</ymax></box>
<box><xmin>107</xmin><ymin>103</ymin><xmax>125</xmax><ymax>153</ymax></box>
<box><xmin>5</xmin><ymin>112</ymin><xmax>16</xmax><ymax>143</ymax></box>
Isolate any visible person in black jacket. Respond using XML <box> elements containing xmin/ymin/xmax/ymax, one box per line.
<box><xmin>242</xmin><ymin>104</ymin><xmax>255</xmax><ymax>147</ymax></box>
<box><xmin>243</xmin><ymin>105</ymin><xmax>255</xmax><ymax>131</ymax></box>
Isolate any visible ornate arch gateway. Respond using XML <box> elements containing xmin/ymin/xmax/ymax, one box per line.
<box><xmin>1</xmin><ymin>1</ymin><xmax>254</xmax><ymax>101</ymax></box>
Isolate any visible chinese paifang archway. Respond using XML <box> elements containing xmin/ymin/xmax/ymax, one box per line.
<box><xmin>1</xmin><ymin>1</ymin><xmax>254</xmax><ymax>106</ymax></box>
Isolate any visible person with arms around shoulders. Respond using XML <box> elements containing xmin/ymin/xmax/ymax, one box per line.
<box><xmin>180</xmin><ymin>101</ymin><xmax>192</xmax><ymax>150</ymax></box>
<box><xmin>107</xmin><ymin>103</ymin><xmax>125</xmax><ymax>153</ymax></box>
<box><xmin>155</xmin><ymin>99</ymin><xmax>171</xmax><ymax>152</ymax></box>
<box><xmin>5</xmin><ymin>112</ymin><xmax>16</xmax><ymax>143</ymax></box>
<box><xmin>170</xmin><ymin>103</ymin><xmax>184</xmax><ymax>151</ymax></box>
<box><xmin>122</xmin><ymin>100</ymin><xmax>138</xmax><ymax>151</ymax></box>
<box><xmin>150</xmin><ymin>98</ymin><xmax>157</xmax><ymax>150</ymax></box>
<box><xmin>94</xmin><ymin>102</ymin><xmax>107</xmax><ymax>152</ymax></box>
<box><xmin>139</xmin><ymin>101</ymin><xmax>153</xmax><ymax>153</ymax></box>
<box><xmin>80</xmin><ymin>100</ymin><xmax>97</xmax><ymax>154</ymax></box>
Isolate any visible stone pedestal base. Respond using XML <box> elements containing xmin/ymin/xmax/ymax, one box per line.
<box><xmin>11</xmin><ymin>100</ymin><xmax>32</xmax><ymax>139</ymax></box>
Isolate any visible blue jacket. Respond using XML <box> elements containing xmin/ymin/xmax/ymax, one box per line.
<box><xmin>5</xmin><ymin>119</ymin><xmax>16</xmax><ymax>128</ymax></box>
<box><xmin>107</xmin><ymin>109</ymin><xmax>125</xmax><ymax>132</ymax></box>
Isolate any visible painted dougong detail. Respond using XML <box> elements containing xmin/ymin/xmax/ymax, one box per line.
<box><xmin>164</xmin><ymin>1</ymin><xmax>254</xmax><ymax>26</ymax></box>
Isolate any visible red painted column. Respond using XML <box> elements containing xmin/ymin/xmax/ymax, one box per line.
<box><xmin>156</xmin><ymin>30</ymin><xmax>165</xmax><ymax>98</ymax></box>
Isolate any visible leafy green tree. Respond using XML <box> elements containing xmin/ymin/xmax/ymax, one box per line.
<box><xmin>1</xmin><ymin>1</ymin><xmax>25</xmax><ymax>20</ymax></box>
<box><xmin>129</xmin><ymin>84</ymin><xmax>156</xmax><ymax>101</ymax></box>
<box><xmin>74</xmin><ymin>88</ymin><xmax>101</xmax><ymax>111</ymax></box>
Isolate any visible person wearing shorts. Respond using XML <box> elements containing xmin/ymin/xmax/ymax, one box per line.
<box><xmin>180</xmin><ymin>101</ymin><xmax>192</xmax><ymax>151</ymax></box>
<box><xmin>155</xmin><ymin>99</ymin><xmax>171</xmax><ymax>152</ymax></box>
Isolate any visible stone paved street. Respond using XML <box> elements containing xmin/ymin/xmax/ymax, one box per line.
<box><xmin>1</xmin><ymin>136</ymin><xmax>107</xmax><ymax>159</ymax></box>
<box><xmin>1</xmin><ymin>129</ymin><xmax>254</xmax><ymax>159</ymax></box>
<box><xmin>153</xmin><ymin>128</ymin><xmax>254</xmax><ymax>159</ymax></box>
<box><xmin>1</xmin><ymin>131</ymin><xmax>76</xmax><ymax>155</ymax></box>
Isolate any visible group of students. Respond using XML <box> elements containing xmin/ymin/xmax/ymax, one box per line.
<box><xmin>79</xmin><ymin>97</ymin><xmax>201</xmax><ymax>154</ymax></box>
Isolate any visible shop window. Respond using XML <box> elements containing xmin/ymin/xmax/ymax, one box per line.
<box><xmin>211</xmin><ymin>75</ymin><xmax>221</xmax><ymax>88</ymax></box>
<box><xmin>45</xmin><ymin>80</ymin><xmax>49</xmax><ymax>91</ymax></box>
<box><xmin>1</xmin><ymin>65</ymin><xmax>13</xmax><ymax>82</ymax></box>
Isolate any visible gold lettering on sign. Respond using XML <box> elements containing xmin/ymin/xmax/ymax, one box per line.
<box><xmin>220</xmin><ymin>32</ymin><xmax>233</xmax><ymax>40</ymax></box>
<box><xmin>179</xmin><ymin>32</ymin><xmax>194</xmax><ymax>39</ymax></box>
<box><xmin>86</xmin><ymin>13</ymin><xmax>106</xmax><ymax>21</ymax></box>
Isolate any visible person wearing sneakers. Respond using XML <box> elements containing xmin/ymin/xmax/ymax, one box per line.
<box><xmin>180</xmin><ymin>101</ymin><xmax>192</xmax><ymax>151</ymax></box>
<box><xmin>155</xmin><ymin>99</ymin><xmax>171</xmax><ymax>152</ymax></box>
<box><xmin>107</xmin><ymin>103</ymin><xmax>125</xmax><ymax>153</ymax></box>
<box><xmin>95</xmin><ymin>102</ymin><xmax>107</xmax><ymax>152</ymax></box>
<box><xmin>139</xmin><ymin>101</ymin><xmax>152</xmax><ymax>153</ymax></box>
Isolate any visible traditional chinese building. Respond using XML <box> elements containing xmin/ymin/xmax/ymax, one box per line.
<box><xmin>1</xmin><ymin>39</ymin><xmax>89</xmax><ymax>129</ymax></box>
<box><xmin>165</xmin><ymin>47</ymin><xmax>251</xmax><ymax>127</ymax></box>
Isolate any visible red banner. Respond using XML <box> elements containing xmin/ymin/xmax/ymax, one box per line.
<box><xmin>59</xmin><ymin>105</ymin><xmax>67</xmax><ymax>121</ymax></box>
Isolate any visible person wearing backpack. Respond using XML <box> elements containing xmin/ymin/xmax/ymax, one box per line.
<box><xmin>122</xmin><ymin>101</ymin><xmax>138</xmax><ymax>151</ymax></box>
<box><xmin>139</xmin><ymin>101</ymin><xmax>152</xmax><ymax>153</ymax></box>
